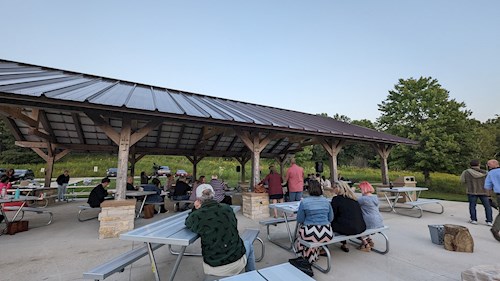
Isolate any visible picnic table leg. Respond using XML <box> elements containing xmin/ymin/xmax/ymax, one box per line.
<box><xmin>137</xmin><ymin>195</ymin><xmax>148</xmax><ymax>219</ymax></box>
<box><xmin>169</xmin><ymin>245</ymin><xmax>187</xmax><ymax>281</ymax></box>
<box><xmin>146</xmin><ymin>242</ymin><xmax>161</xmax><ymax>281</ymax></box>
<box><xmin>283</xmin><ymin>213</ymin><xmax>297</xmax><ymax>253</ymax></box>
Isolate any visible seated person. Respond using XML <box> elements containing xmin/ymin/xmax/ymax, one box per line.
<box><xmin>210</xmin><ymin>175</ymin><xmax>232</xmax><ymax>205</ymax></box>
<box><xmin>143</xmin><ymin>178</ymin><xmax>168</xmax><ymax>213</ymax></box>
<box><xmin>357</xmin><ymin>181</ymin><xmax>384</xmax><ymax>250</ymax></box>
<box><xmin>126</xmin><ymin>176</ymin><xmax>138</xmax><ymax>191</ymax></box>
<box><xmin>330</xmin><ymin>180</ymin><xmax>367</xmax><ymax>252</ymax></box>
<box><xmin>185</xmin><ymin>184</ymin><xmax>255</xmax><ymax>280</ymax></box>
<box><xmin>189</xmin><ymin>175</ymin><xmax>206</xmax><ymax>202</ymax></box>
<box><xmin>173</xmin><ymin>177</ymin><xmax>191</xmax><ymax>211</ymax></box>
<box><xmin>87</xmin><ymin>177</ymin><xmax>111</xmax><ymax>208</ymax></box>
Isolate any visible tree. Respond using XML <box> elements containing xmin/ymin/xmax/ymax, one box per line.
<box><xmin>377</xmin><ymin>77</ymin><xmax>476</xmax><ymax>185</ymax></box>
<box><xmin>0</xmin><ymin>119</ymin><xmax>43</xmax><ymax>164</ymax></box>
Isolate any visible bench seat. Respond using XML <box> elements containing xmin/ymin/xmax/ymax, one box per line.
<box><xmin>78</xmin><ymin>205</ymin><xmax>101</xmax><ymax>222</ymax></box>
<box><xmin>241</xmin><ymin>228</ymin><xmax>265</xmax><ymax>262</ymax></box>
<box><xmin>403</xmin><ymin>199</ymin><xmax>444</xmax><ymax>218</ymax></box>
<box><xmin>3</xmin><ymin>206</ymin><xmax>53</xmax><ymax>225</ymax></box>
<box><xmin>83</xmin><ymin>243</ymin><xmax>164</xmax><ymax>280</ymax></box>
<box><xmin>259</xmin><ymin>216</ymin><xmax>298</xmax><ymax>251</ymax></box>
<box><xmin>299</xmin><ymin>226</ymin><xmax>389</xmax><ymax>273</ymax></box>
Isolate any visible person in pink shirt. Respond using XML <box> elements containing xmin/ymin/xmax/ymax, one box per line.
<box><xmin>285</xmin><ymin>158</ymin><xmax>304</xmax><ymax>201</ymax></box>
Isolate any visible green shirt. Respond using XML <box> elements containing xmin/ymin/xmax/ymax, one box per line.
<box><xmin>185</xmin><ymin>200</ymin><xmax>245</xmax><ymax>267</ymax></box>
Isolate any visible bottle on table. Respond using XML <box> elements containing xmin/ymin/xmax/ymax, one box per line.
<box><xmin>14</xmin><ymin>187</ymin><xmax>20</xmax><ymax>199</ymax></box>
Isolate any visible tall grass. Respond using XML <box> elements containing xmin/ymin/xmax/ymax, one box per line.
<box><xmin>0</xmin><ymin>153</ymin><xmax>466</xmax><ymax>196</ymax></box>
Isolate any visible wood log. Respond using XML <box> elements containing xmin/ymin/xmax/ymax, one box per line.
<box><xmin>443</xmin><ymin>224</ymin><xmax>473</xmax><ymax>252</ymax></box>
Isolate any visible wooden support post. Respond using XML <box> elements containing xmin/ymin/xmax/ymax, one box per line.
<box><xmin>115</xmin><ymin>119</ymin><xmax>131</xmax><ymax>200</ymax></box>
<box><xmin>186</xmin><ymin>155</ymin><xmax>205</xmax><ymax>180</ymax></box>
<box><xmin>235</xmin><ymin>154</ymin><xmax>251</xmax><ymax>184</ymax></box>
<box><xmin>237</xmin><ymin>131</ymin><xmax>274</xmax><ymax>189</ymax></box>
<box><xmin>321</xmin><ymin>138</ymin><xmax>345</xmax><ymax>183</ymax></box>
<box><xmin>31</xmin><ymin>143</ymin><xmax>70</xmax><ymax>188</ymax></box>
<box><xmin>373</xmin><ymin>143</ymin><xmax>393</xmax><ymax>185</ymax></box>
<box><xmin>275</xmin><ymin>154</ymin><xmax>289</xmax><ymax>180</ymax></box>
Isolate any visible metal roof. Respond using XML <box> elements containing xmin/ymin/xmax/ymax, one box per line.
<box><xmin>0</xmin><ymin>59</ymin><xmax>417</xmax><ymax>158</ymax></box>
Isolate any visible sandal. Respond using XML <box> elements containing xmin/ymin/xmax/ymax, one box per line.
<box><xmin>358</xmin><ymin>243</ymin><xmax>371</xmax><ymax>252</ymax></box>
<box><xmin>340</xmin><ymin>244</ymin><xmax>349</xmax><ymax>253</ymax></box>
<box><xmin>366</xmin><ymin>238</ymin><xmax>374</xmax><ymax>247</ymax></box>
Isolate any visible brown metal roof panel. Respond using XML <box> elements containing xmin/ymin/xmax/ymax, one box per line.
<box><xmin>249</xmin><ymin>105</ymin><xmax>307</xmax><ymax>129</ymax></box>
<box><xmin>223</xmin><ymin>101</ymin><xmax>273</xmax><ymax>126</ymax></box>
<box><xmin>187</xmin><ymin>95</ymin><xmax>233</xmax><ymax>121</ymax></box>
<box><xmin>126</xmin><ymin>85</ymin><xmax>156</xmax><ymax>111</ymax></box>
<box><xmin>169</xmin><ymin>91</ymin><xmax>209</xmax><ymax>118</ymax></box>
<box><xmin>203</xmin><ymin>99</ymin><xmax>256</xmax><ymax>123</ymax></box>
<box><xmin>152</xmin><ymin>89</ymin><xmax>184</xmax><ymax>115</ymax></box>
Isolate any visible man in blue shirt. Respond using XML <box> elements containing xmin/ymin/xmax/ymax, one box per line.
<box><xmin>485</xmin><ymin>159</ymin><xmax>500</xmax><ymax>242</ymax></box>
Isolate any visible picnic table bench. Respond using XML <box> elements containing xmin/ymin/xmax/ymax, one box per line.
<box><xmin>219</xmin><ymin>262</ymin><xmax>314</xmax><ymax>281</ymax></box>
<box><xmin>83</xmin><ymin>205</ymin><xmax>255</xmax><ymax>281</ymax></box>
<box><xmin>299</xmin><ymin>225</ymin><xmax>389</xmax><ymax>273</ymax></box>
<box><xmin>3</xmin><ymin>206</ymin><xmax>53</xmax><ymax>225</ymax></box>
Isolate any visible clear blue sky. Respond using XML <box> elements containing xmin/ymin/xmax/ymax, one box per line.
<box><xmin>1</xmin><ymin>1</ymin><xmax>498</xmax><ymax>122</ymax></box>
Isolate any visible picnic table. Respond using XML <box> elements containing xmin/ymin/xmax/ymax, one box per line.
<box><xmin>378</xmin><ymin>186</ymin><xmax>444</xmax><ymax>218</ymax></box>
<box><xmin>219</xmin><ymin>263</ymin><xmax>314</xmax><ymax>281</ymax></box>
<box><xmin>266</xmin><ymin>201</ymin><xmax>301</xmax><ymax>252</ymax></box>
<box><xmin>119</xmin><ymin>205</ymin><xmax>240</xmax><ymax>281</ymax></box>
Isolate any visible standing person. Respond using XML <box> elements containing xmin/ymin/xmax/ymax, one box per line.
<box><xmin>485</xmin><ymin>159</ymin><xmax>500</xmax><ymax>242</ymax></box>
<box><xmin>290</xmin><ymin>180</ymin><xmax>333</xmax><ymax>277</ymax></box>
<box><xmin>330</xmin><ymin>181</ymin><xmax>367</xmax><ymax>252</ymax></box>
<box><xmin>357</xmin><ymin>181</ymin><xmax>384</xmax><ymax>248</ymax></box>
<box><xmin>185</xmin><ymin>184</ymin><xmax>255</xmax><ymax>280</ymax></box>
<box><xmin>210</xmin><ymin>175</ymin><xmax>232</xmax><ymax>205</ymax></box>
<box><xmin>140</xmin><ymin>171</ymin><xmax>150</xmax><ymax>184</ymax></box>
<box><xmin>259</xmin><ymin>165</ymin><xmax>283</xmax><ymax>218</ymax></box>
<box><xmin>460</xmin><ymin>160</ymin><xmax>492</xmax><ymax>225</ymax></box>
<box><xmin>285</xmin><ymin>158</ymin><xmax>304</xmax><ymax>202</ymax></box>
<box><xmin>56</xmin><ymin>170</ymin><xmax>70</xmax><ymax>202</ymax></box>
<box><xmin>87</xmin><ymin>178</ymin><xmax>111</xmax><ymax>208</ymax></box>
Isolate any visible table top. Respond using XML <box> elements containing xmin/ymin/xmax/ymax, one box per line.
<box><xmin>269</xmin><ymin>201</ymin><xmax>300</xmax><ymax>213</ymax></box>
<box><xmin>107</xmin><ymin>190</ymin><xmax>157</xmax><ymax>196</ymax></box>
<box><xmin>219</xmin><ymin>270</ymin><xmax>265</xmax><ymax>280</ymax></box>
<box><xmin>378</xmin><ymin>186</ymin><xmax>428</xmax><ymax>192</ymax></box>
<box><xmin>219</xmin><ymin>263</ymin><xmax>315</xmax><ymax>281</ymax></box>
<box><xmin>0</xmin><ymin>195</ymin><xmax>40</xmax><ymax>203</ymax></box>
<box><xmin>120</xmin><ymin>205</ymin><xmax>240</xmax><ymax>246</ymax></box>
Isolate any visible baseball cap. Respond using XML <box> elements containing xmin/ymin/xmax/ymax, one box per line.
<box><xmin>196</xmin><ymin>184</ymin><xmax>214</xmax><ymax>198</ymax></box>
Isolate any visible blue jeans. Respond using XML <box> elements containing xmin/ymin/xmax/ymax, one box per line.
<box><xmin>243</xmin><ymin>239</ymin><xmax>256</xmax><ymax>271</ymax></box>
<box><xmin>57</xmin><ymin>183</ymin><xmax>68</xmax><ymax>201</ymax></box>
<box><xmin>289</xmin><ymin>191</ymin><xmax>303</xmax><ymax>202</ymax></box>
<box><xmin>468</xmin><ymin>194</ymin><xmax>493</xmax><ymax>222</ymax></box>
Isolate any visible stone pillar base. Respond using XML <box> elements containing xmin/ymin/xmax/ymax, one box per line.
<box><xmin>242</xmin><ymin>192</ymin><xmax>269</xmax><ymax>220</ymax></box>
<box><xmin>99</xmin><ymin>199</ymin><xmax>136</xmax><ymax>239</ymax></box>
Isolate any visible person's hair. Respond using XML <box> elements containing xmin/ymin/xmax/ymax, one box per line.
<box><xmin>321</xmin><ymin>175</ymin><xmax>326</xmax><ymax>180</ymax></box>
<box><xmin>211</xmin><ymin>175</ymin><xmax>218</xmax><ymax>180</ymax></box>
<box><xmin>200</xmin><ymin>188</ymin><xmax>214</xmax><ymax>202</ymax></box>
<box><xmin>470</xmin><ymin>159</ymin><xmax>480</xmax><ymax>167</ymax></box>
<box><xmin>0</xmin><ymin>175</ymin><xmax>8</xmax><ymax>183</ymax></box>
<box><xmin>334</xmin><ymin>181</ymin><xmax>357</xmax><ymax>200</ymax></box>
<box><xmin>101</xmin><ymin>177</ymin><xmax>111</xmax><ymax>183</ymax></box>
<box><xmin>198</xmin><ymin>175</ymin><xmax>205</xmax><ymax>181</ymax></box>
<box><xmin>488</xmin><ymin>159</ymin><xmax>500</xmax><ymax>168</ymax></box>
<box><xmin>359</xmin><ymin>181</ymin><xmax>374</xmax><ymax>194</ymax></box>
<box><xmin>308</xmin><ymin>180</ymin><xmax>323</xmax><ymax>196</ymax></box>
<box><xmin>64</xmin><ymin>169</ymin><xmax>69</xmax><ymax>173</ymax></box>
<box><xmin>140</xmin><ymin>171</ymin><xmax>146</xmax><ymax>176</ymax></box>
<box><xmin>290</xmin><ymin>158</ymin><xmax>296</xmax><ymax>165</ymax></box>
<box><xmin>151</xmin><ymin>178</ymin><xmax>161</xmax><ymax>186</ymax></box>
<box><xmin>178</xmin><ymin>176</ymin><xmax>186</xmax><ymax>182</ymax></box>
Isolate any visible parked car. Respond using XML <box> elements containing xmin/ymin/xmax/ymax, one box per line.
<box><xmin>175</xmin><ymin>169</ymin><xmax>188</xmax><ymax>177</ymax></box>
<box><xmin>14</xmin><ymin>169</ymin><xmax>35</xmax><ymax>180</ymax></box>
<box><xmin>156</xmin><ymin>166</ymin><xmax>171</xmax><ymax>176</ymax></box>
<box><xmin>106</xmin><ymin>168</ymin><xmax>118</xmax><ymax>177</ymax></box>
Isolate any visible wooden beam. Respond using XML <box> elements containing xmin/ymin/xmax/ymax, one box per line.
<box><xmin>15</xmin><ymin>141</ymin><xmax>116</xmax><ymax>152</ymax></box>
<box><xmin>1</xmin><ymin>116</ymin><xmax>24</xmax><ymax>140</ymax></box>
<box><xmin>115</xmin><ymin>118</ymin><xmax>132</xmax><ymax>200</ymax></box>
<box><xmin>38</xmin><ymin>110</ymin><xmax>55</xmax><ymax>141</ymax></box>
<box><xmin>155</xmin><ymin>124</ymin><xmax>164</xmax><ymax>147</ymax></box>
<box><xmin>175</xmin><ymin>125</ymin><xmax>185</xmax><ymax>149</ymax></box>
<box><xmin>28</xmin><ymin>127</ymin><xmax>54</xmax><ymax>142</ymax></box>
<box><xmin>211</xmin><ymin>134</ymin><xmax>223</xmax><ymax>151</ymax></box>
<box><xmin>0</xmin><ymin>106</ymin><xmax>39</xmax><ymax>127</ymax></box>
<box><xmin>72</xmin><ymin>113</ymin><xmax>86</xmax><ymax>144</ymax></box>
<box><xmin>54</xmin><ymin>149</ymin><xmax>71</xmax><ymax>162</ymax></box>
<box><xmin>130</xmin><ymin>119</ymin><xmax>162</xmax><ymax>146</ymax></box>
<box><xmin>86</xmin><ymin>112</ymin><xmax>120</xmax><ymax>145</ymax></box>
<box><xmin>373</xmin><ymin>143</ymin><xmax>394</xmax><ymax>185</ymax></box>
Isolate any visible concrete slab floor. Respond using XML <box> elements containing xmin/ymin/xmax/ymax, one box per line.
<box><xmin>0</xmin><ymin>199</ymin><xmax>498</xmax><ymax>281</ymax></box>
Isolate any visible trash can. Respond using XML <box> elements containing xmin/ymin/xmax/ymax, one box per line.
<box><xmin>393</xmin><ymin>176</ymin><xmax>417</xmax><ymax>202</ymax></box>
<box><xmin>428</xmin><ymin>224</ymin><xmax>444</xmax><ymax>245</ymax></box>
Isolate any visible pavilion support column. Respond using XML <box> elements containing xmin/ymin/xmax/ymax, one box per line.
<box><xmin>129</xmin><ymin>146</ymin><xmax>137</xmax><ymax>177</ymax></box>
<box><xmin>186</xmin><ymin>155</ymin><xmax>205</xmax><ymax>180</ymax></box>
<box><xmin>115</xmin><ymin>119</ymin><xmax>132</xmax><ymax>200</ymax></box>
<box><xmin>30</xmin><ymin>143</ymin><xmax>71</xmax><ymax>188</ymax></box>
<box><xmin>275</xmin><ymin>154</ymin><xmax>290</xmax><ymax>179</ymax></box>
<box><xmin>373</xmin><ymin>143</ymin><xmax>393</xmax><ymax>185</ymax></box>
<box><xmin>237</xmin><ymin>131</ymin><xmax>274</xmax><ymax>189</ymax></box>
<box><xmin>321</xmin><ymin>138</ymin><xmax>345</xmax><ymax>183</ymax></box>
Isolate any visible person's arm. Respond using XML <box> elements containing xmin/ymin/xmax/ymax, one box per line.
<box><xmin>185</xmin><ymin>206</ymin><xmax>200</xmax><ymax>232</ymax></box>
<box><xmin>484</xmin><ymin>174</ymin><xmax>493</xmax><ymax>190</ymax></box>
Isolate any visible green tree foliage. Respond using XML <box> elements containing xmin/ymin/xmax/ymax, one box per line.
<box><xmin>0</xmin><ymin>119</ymin><xmax>43</xmax><ymax>164</ymax></box>
<box><xmin>377</xmin><ymin>77</ymin><xmax>476</xmax><ymax>185</ymax></box>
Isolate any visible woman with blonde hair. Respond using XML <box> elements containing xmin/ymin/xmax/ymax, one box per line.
<box><xmin>330</xmin><ymin>181</ymin><xmax>367</xmax><ymax>252</ymax></box>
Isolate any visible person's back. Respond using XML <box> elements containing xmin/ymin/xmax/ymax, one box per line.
<box><xmin>358</xmin><ymin>195</ymin><xmax>384</xmax><ymax>229</ymax></box>
<box><xmin>173</xmin><ymin>179</ymin><xmax>190</xmax><ymax>197</ymax></box>
<box><xmin>210</xmin><ymin>176</ymin><xmax>226</xmax><ymax>203</ymax></box>
<box><xmin>461</xmin><ymin>166</ymin><xmax>488</xmax><ymax>195</ymax></box>
<box><xmin>298</xmin><ymin>196</ymin><xmax>332</xmax><ymax>226</ymax></box>
<box><xmin>143</xmin><ymin>183</ymin><xmax>163</xmax><ymax>203</ymax></box>
<box><xmin>286</xmin><ymin>163</ymin><xmax>304</xmax><ymax>193</ymax></box>
<box><xmin>88</xmin><ymin>178</ymin><xmax>110</xmax><ymax>208</ymax></box>
<box><xmin>331</xmin><ymin>195</ymin><xmax>366</xmax><ymax>234</ymax></box>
